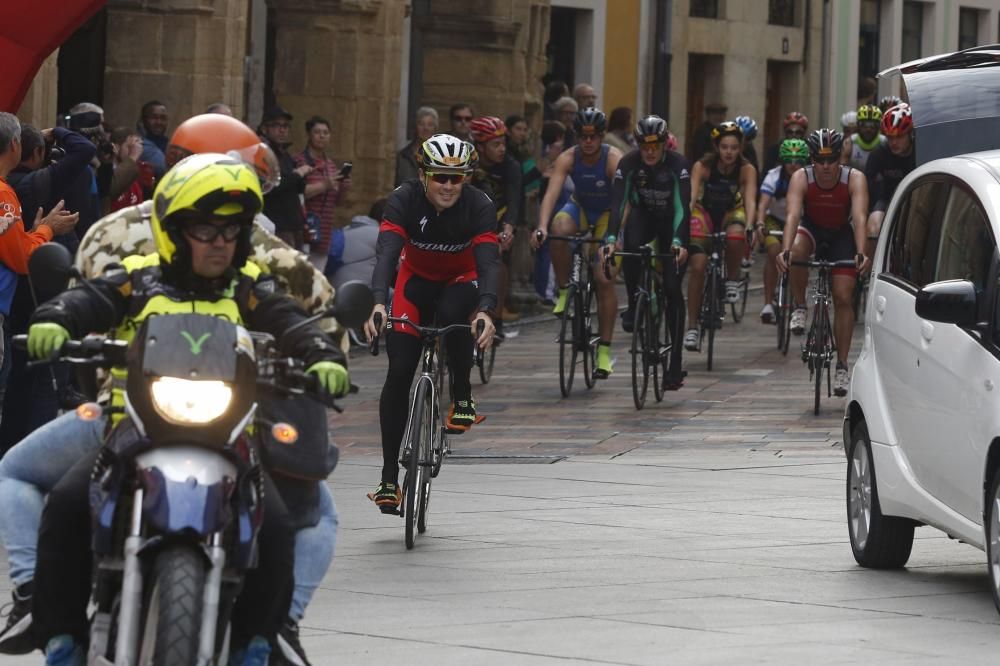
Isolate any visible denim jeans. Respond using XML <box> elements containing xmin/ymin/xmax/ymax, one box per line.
<box><xmin>0</xmin><ymin>410</ymin><xmax>104</xmax><ymax>585</ymax></box>
<box><xmin>290</xmin><ymin>482</ymin><xmax>338</xmax><ymax>622</ymax></box>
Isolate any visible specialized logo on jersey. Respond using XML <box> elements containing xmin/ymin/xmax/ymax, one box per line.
<box><xmin>418</xmin><ymin>216</ymin><xmax>428</xmax><ymax>233</ymax></box>
<box><xmin>409</xmin><ymin>239</ymin><xmax>471</xmax><ymax>253</ymax></box>
<box><xmin>680</xmin><ymin>168</ymin><xmax>690</xmax><ymax>179</ymax></box>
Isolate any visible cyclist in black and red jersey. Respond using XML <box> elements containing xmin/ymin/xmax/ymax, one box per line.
<box><xmin>776</xmin><ymin>129</ymin><xmax>869</xmax><ymax>397</ymax></box>
<box><xmin>363</xmin><ymin>134</ymin><xmax>499</xmax><ymax>512</ymax></box>
<box><xmin>864</xmin><ymin>103</ymin><xmax>915</xmax><ymax>258</ymax></box>
<box><xmin>469</xmin><ymin>116</ymin><xmax>522</xmax><ymax>334</ymax></box>
<box><xmin>606</xmin><ymin>115</ymin><xmax>691</xmax><ymax>390</ymax></box>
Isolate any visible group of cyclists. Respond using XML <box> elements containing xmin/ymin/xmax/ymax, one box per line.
<box><xmin>362</xmin><ymin>94</ymin><xmax>917</xmax><ymax>515</ymax></box>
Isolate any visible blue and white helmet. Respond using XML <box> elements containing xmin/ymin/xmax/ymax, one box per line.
<box><xmin>734</xmin><ymin>115</ymin><xmax>758</xmax><ymax>141</ymax></box>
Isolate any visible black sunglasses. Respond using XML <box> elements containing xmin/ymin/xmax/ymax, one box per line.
<box><xmin>452</xmin><ymin>115</ymin><xmax>473</xmax><ymax>122</ymax></box>
<box><xmin>183</xmin><ymin>221</ymin><xmax>244</xmax><ymax>243</ymax></box>
<box><xmin>426</xmin><ymin>172</ymin><xmax>466</xmax><ymax>185</ymax></box>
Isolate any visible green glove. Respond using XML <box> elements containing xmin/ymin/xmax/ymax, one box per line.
<box><xmin>306</xmin><ymin>361</ymin><xmax>349</xmax><ymax>397</ymax></box>
<box><xmin>27</xmin><ymin>322</ymin><xmax>70</xmax><ymax>360</ymax></box>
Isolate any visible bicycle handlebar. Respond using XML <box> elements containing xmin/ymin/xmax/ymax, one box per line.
<box><xmin>544</xmin><ymin>233</ymin><xmax>604</xmax><ymax>244</ymax></box>
<box><xmin>789</xmin><ymin>259</ymin><xmax>859</xmax><ymax>269</ymax></box>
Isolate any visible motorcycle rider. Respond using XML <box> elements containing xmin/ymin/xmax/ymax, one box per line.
<box><xmin>16</xmin><ymin>154</ymin><xmax>349</xmax><ymax>665</ymax></box>
<box><xmin>0</xmin><ymin>114</ymin><xmax>344</xmax><ymax>665</ymax></box>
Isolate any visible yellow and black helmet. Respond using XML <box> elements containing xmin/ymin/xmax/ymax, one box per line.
<box><xmin>711</xmin><ymin>120</ymin><xmax>743</xmax><ymax>143</ymax></box>
<box><xmin>152</xmin><ymin>153</ymin><xmax>263</xmax><ymax>272</ymax></box>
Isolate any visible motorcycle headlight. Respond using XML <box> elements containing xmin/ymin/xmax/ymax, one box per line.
<box><xmin>150</xmin><ymin>377</ymin><xmax>233</xmax><ymax>425</ymax></box>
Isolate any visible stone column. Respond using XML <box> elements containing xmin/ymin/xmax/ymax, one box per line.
<box><xmin>17</xmin><ymin>51</ymin><xmax>60</xmax><ymax>127</ymax></box>
<box><xmin>102</xmin><ymin>0</ymin><xmax>248</xmax><ymax>130</ymax></box>
<box><xmin>268</xmin><ymin>0</ymin><xmax>407</xmax><ymax>224</ymax></box>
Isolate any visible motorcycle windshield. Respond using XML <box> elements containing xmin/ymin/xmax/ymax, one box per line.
<box><xmin>137</xmin><ymin>313</ymin><xmax>253</xmax><ymax>382</ymax></box>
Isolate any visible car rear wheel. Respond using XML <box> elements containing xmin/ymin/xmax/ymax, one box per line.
<box><xmin>985</xmin><ymin>472</ymin><xmax>1000</xmax><ymax>614</ymax></box>
<box><xmin>847</xmin><ymin>421</ymin><xmax>914</xmax><ymax>568</ymax></box>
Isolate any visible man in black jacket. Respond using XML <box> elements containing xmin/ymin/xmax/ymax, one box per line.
<box><xmin>260</xmin><ymin>105</ymin><xmax>313</xmax><ymax>250</ymax></box>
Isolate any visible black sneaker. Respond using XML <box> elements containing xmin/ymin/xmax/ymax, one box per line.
<box><xmin>447</xmin><ymin>398</ymin><xmax>476</xmax><ymax>431</ymax></box>
<box><xmin>275</xmin><ymin>619</ymin><xmax>311</xmax><ymax>666</ymax></box>
<box><xmin>0</xmin><ymin>581</ymin><xmax>33</xmax><ymax>655</ymax></box>
<box><xmin>621</xmin><ymin>308</ymin><xmax>635</xmax><ymax>333</ymax></box>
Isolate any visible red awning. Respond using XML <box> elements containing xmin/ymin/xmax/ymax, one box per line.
<box><xmin>0</xmin><ymin>0</ymin><xmax>106</xmax><ymax>112</ymax></box>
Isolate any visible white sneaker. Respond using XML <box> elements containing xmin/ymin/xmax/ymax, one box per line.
<box><xmin>790</xmin><ymin>308</ymin><xmax>807</xmax><ymax>335</ymax></box>
<box><xmin>683</xmin><ymin>329</ymin><xmax>699</xmax><ymax>351</ymax></box>
<box><xmin>834</xmin><ymin>364</ymin><xmax>850</xmax><ymax>397</ymax></box>
<box><xmin>760</xmin><ymin>303</ymin><xmax>775</xmax><ymax>324</ymax></box>
<box><xmin>725</xmin><ymin>280</ymin><xmax>741</xmax><ymax>303</ymax></box>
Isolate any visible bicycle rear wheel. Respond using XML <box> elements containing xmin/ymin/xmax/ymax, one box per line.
<box><xmin>478</xmin><ymin>339</ymin><xmax>496</xmax><ymax>384</ymax></box>
<box><xmin>652</xmin><ymin>290</ymin><xmax>668</xmax><ymax>403</ymax></box>
<box><xmin>631</xmin><ymin>293</ymin><xmax>650</xmax><ymax>410</ymax></box>
<box><xmin>581</xmin><ymin>281</ymin><xmax>597</xmax><ymax>389</ymax></box>
<box><xmin>731</xmin><ymin>276</ymin><xmax>748</xmax><ymax>323</ymax></box>
<box><xmin>404</xmin><ymin>380</ymin><xmax>431</xmax><ymax>549</ymax></box>
<box><xmin>705</xmin><ymin>269</ymin><xmax>719</xmax><ymax>371</ymax></box>
<box><xmin>558</xmin><ymin>284</ymin><xmax>578</xmax><ymax>397</ymax></box>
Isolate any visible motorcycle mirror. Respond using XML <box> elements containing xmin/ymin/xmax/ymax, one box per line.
<box><xmin>28</xmin><ymin>242</ymin><xmax>75</xmax><ymax>298</ymax></box>
<box><xmin>331</xmin><ymin>280</ymin><xmax>375</xmax><ymax>329</ymax></box>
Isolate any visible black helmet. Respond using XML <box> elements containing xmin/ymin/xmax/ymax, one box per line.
<box><xmin>710</xmin><ymin>120</ymin><xmax>743</xmax><ymax>143</ymax></box>
<box><xmin>573</xmin><ymin>107</ymin><xmax>607</xmax><ymax>135</ymax></box>
<box><xmin>633</xmin><ymin>115</ymin><xmax>668</xmax><ymax>144</ymax></box>
<box><xmin>805</xmin><ymin>128</ymin><xmax>844</xmax><ymax>158</ymax></box>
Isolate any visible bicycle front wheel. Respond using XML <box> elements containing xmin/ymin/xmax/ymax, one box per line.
<box><xmin>478</xmin><ymin>339</ymin><xmax>496</xmax><ymax>384</ymax></box>
<box><xmin>631</xmin><ymin>293</ymin><xmax>650</xmax><ymax>410</ymax></box>
<box><xmin>404</xmin><ymin>380</ymin><xmax>431</xmax><ymax>549</ymax></box>
<box><xmin>581</xmin><ymin>281</ymin><xmax>597</xmax><ymax>389</ymax></box>
<box><xmin>705</xmin><ymin>269</ymin><xmax>719</xmax><ymax>371</ymax></box>
<box><xmin>812</xmin><ymin>307</ymin><xmax>827</xmax><ymax>416</ymax></box>
<box><xmin>652</xmin><ymin>290</ymin><xmax>668</xmax><ymax>403</ymax></box>
<box><xmin>777</xmin><ymin>276</ymin><xmax>791</xmax><ymax>355</ymax></box>
<box><xmin>558</xmin><ymin>284</ymin><xmax>578</xmax><ymax>397</ymax></box>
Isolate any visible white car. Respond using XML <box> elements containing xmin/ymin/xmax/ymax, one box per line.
<box><xmin>845</xmin><ymin>147</ymin><xmax>1000</xmax><ymax>611</ymax></box>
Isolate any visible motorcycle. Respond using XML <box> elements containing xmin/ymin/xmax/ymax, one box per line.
<box><xmin>19</xmin><ymin>243</ymin><xmax>372</xmax><ymax>666</ymax></box>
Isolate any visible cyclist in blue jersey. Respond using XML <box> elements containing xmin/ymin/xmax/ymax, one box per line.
<box><xmin>533</xmin><ymin>107</ymin><xmax>624</xmax><ymax>379</ymax></box>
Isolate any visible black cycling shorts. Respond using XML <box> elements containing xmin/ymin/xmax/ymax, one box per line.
<box><xmin>797</xmin><ymin>219</ymin><xmax>857</xmax><ymax>278</ymax></box>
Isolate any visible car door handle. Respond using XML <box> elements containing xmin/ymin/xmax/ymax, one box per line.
<box><xmin>921</xmin><ymin>321</ymin><xmax>934</xmax><ymax>342</ymax></box>
<box><xmin>986</xmin><ymin>379</ymin><xmax>995</xmax><ymax>391</ymax></box>
<box><xmin>875</xmin><ymin>295</ymin><xmax>886</xmax><ymax>314</ymax></box>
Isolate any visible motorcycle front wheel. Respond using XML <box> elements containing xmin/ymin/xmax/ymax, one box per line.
<box><xmin>138</xmin><ymin>546</ymin><xmax>206</xmax><ymax>666</ymax></box>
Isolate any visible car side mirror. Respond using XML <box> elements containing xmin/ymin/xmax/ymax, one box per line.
<box><xmin>331</xmin><ymin>280</ymin><xmax>374</xmax><ymax>329</ymax></box>
<box><xmin>27</xmin><ymin>242</ymin><xmax>75</xmax><ymax>299</ymax></box>
<box><xmin>915</xmin><ymin>279</ymin><xmax>978</xmax><ymax>327</ymax></box>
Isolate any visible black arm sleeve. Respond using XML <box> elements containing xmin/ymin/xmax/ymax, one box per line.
<box><xmin>674</xmin><ymin>155</ymin><xmax>692</xmax><ymax>247</ymax></box>
<box><xmin>29</xmin><ymin>265</ymin><xmax>130</xmax><ymax>336</ymax></box>
<box><xmin>502</xmin><ymin>158</ymin><xmax>523</xmax><ymax>227</ymax></box>
<box><xmin>607</xmin><ymin>154</ymin><xmax>629</xmax><ymax>238</ymax></box>
<box><xmin>371</xmin><ymin>230</ymin><xmax>404</xmax><ymax>305</ymax></box>
<box><xmin>473</xmin><ymin>242</ymin><xmax>500</xmax><ymax>314</ymax></box>
<box><xmin>249</xmin><ymin>281</ymin><xmax>346</xmax><ymax>368</ymax></box>
<box><xmin>48</xmin><ymin>129</ymin><xmax>97</xmax><ymax>202</ymax></box>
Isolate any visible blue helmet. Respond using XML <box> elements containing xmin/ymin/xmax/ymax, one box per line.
<box><xmin>734</xmin><ymin>115</ymin><xmax>758</xmax><ymax>141</ymax></box>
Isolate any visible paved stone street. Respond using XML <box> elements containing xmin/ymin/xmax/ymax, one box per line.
<box><xmin>4</xmin><ymin>269</ymin><xmax>999</xmax><ymax>664</ymax></box>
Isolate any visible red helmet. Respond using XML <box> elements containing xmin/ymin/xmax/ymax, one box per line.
<box><xmin>783</xmin><ymin>111</ymin><xmax>809</xmax><ymax>130</ymax></box>
<box><xmin>665</xmin><ymin>131</ymin><xmax>678</xmax><ymax>152</ymax></box>
<box><xmin>881</xmin><ymin>103</ymin><xmax>913</xmax><ymax>136</ymax></box>
<box><xmin>469</xmin><ymin>116</ymin><xmax>507</xmax><ymax>144</ymax></box>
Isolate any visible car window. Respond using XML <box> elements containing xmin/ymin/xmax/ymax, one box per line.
<box><xmin>885</xmin><ymin>178</ymin><xmax>950</xmax><ymax>287</ymax></box>
<box><xmin>934</xmin><ymin>185</ymin><xmax>995</xmax><ymax>292</ymax></box>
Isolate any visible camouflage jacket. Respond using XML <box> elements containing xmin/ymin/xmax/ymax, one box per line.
<box><xmin>76</xmin><ymin>201</ymin><xmax>347</xmax><ymax>351</ymax></box>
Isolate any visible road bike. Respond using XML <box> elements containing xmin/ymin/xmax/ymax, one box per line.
<box><xmin>790</xmin><ymin>258</ymin><xmax>856</xmax><ymax>414</ymax></box>
<box><xmin>697</xmin><ymin>231</ymin><xmax>749</xmax><ymax>371</ymax></box>
<box><xmin>371</xmin><ymin>314</ymin><xmax>482</xmax><ymax>549</ymax></box>
<box><xmin>542</xmin><ymin>232</ymin><xmax>603</xmax><ymax>397</ymax></box>
<box><xmin>768</xmin><ymin>230</ymin><xmax>792</xmax><ymax>355</ymax></box>
<box><xmin>613</xmin><ymin>242</ymin><xmax>678</xmax><ymax>410</ymax></box>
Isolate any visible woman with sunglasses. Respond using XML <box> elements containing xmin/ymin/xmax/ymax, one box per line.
<box><xmin>753</xmin><ymin>138</ymin><xmax>809</xmax><ymax>323</ymax></box>
<box><xmin>775</xmin><ymin>129</ymin><xmax>870</xmax><ymax>397</ymax></box>
<box><xmin>364</xmin><ymin>134</ymin><xmax>499</xmax><ymax>514</ymax></box>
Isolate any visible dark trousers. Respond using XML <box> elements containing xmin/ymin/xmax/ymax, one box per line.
<box><xmin>622</xmin><ymin>208</ymin><xmax>687</xmax><ymax>381</ymax></box>
<box><xmin>379</xmin><ymin>277</ymin><xmax>478</xmax><ymax>483</ymax></box>
<box><xmin>33</xmin><ymin>448</ymin><xmax>294</xmax><ymax>649</ymax></box>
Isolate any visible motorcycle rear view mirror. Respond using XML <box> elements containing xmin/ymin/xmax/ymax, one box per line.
<box><xmin>28</xmin><ymin>242</ymin><xmax>75</xmax><ymax>298</ymax></box>
<box><xmin>330</xmin><ymin>280</ymin><xmax>374</xmax><ymax>329</ymax></box>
